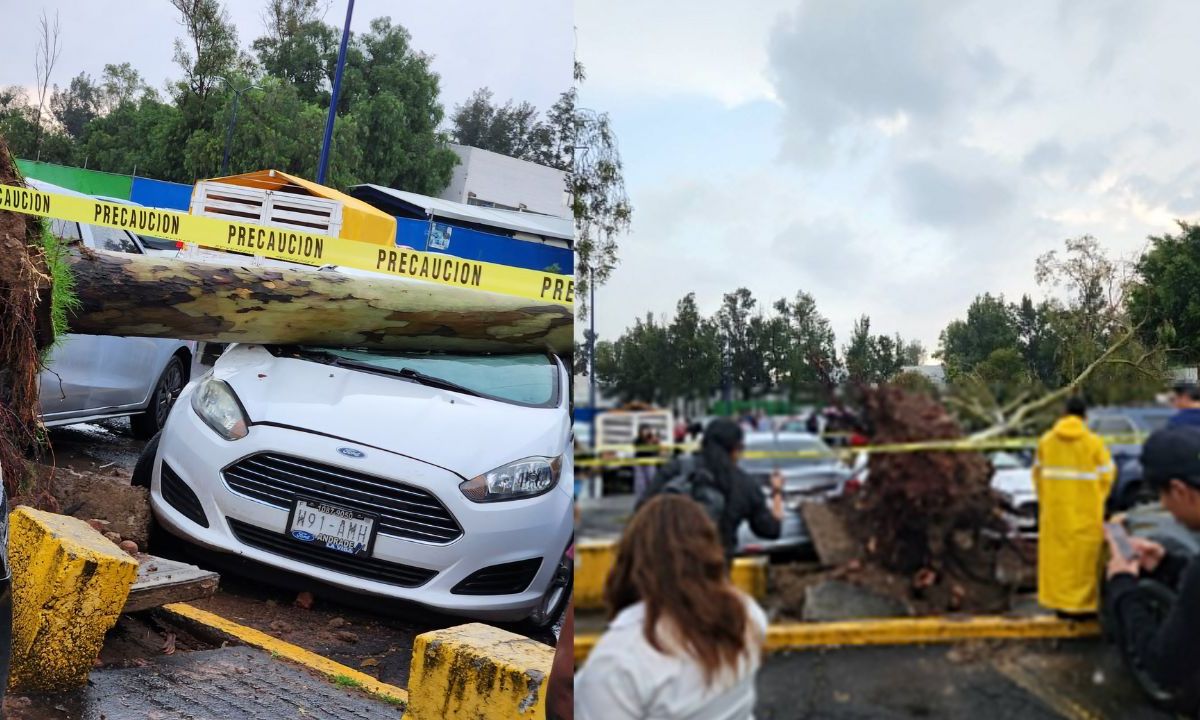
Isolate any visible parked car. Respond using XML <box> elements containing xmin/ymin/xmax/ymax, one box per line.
<box><xmin>1090</xmin><ymin>406</ymin><xmax>1175</xmax><ymax>512</ymax></box>
<box><xmin>139</xmin><ymin>344</ymin><xmax>574</xmax><ymax>626</ymax></box>
<box><xmin>31</xmin><ymin>179</ymin><xmax>194</xmax><ymax>438</ymax></box>
<box><xmin>989</xmin><ymin>450</ymin><xmax>1038</xmax><ymax>536</ymax></box>
<box><xmin>736</xmin><ymin>432</ymin><xmax>852</xmax><ymax>555</ymax></box>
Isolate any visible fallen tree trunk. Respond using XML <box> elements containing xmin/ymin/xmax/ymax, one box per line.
<box><xmin>66</xmin><ymin>246</ymin><xmax>572</xmax><ymax>354</ymax></box>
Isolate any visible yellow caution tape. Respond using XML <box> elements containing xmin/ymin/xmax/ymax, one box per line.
<box><xmin>575</xmin><ymin>433</ymin><xmax>1148</xmax><ymax>468</ymax></box>
<box><xmin>0</xmin><ymin>184</ymin><xmax>575</xmax><ymax>307</ymax></box>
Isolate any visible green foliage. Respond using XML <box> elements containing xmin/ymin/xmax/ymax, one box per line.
<box><xmin>843</xmin><ymin>316</ymin><xmax>909</xmax><ymax>386</ymax></box>
<box><xmin>330</xmin><ymin>674</ymin><xmax>364</xmax><ymax>689</ymax></box>
<box><xmin>40</xmin><ymin>221</ymin><xmax>78</xmax><ymax>345</ymax></box>
<box><xmin>890</xmin><ymin>370</ymin><xmax>939</xmax><ymax>397</ymax></box>
<box><xmin>1129</xmin><ymin>221</ymin><xmax>1200</xmax><ymax>363</ymax></box>
<box><xmin>937</xmin><ymin>293</ymin><xmax>1019</xmax><ymax>380</ymax></box>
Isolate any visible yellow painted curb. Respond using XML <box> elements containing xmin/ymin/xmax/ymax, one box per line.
<box><xmin>575</xmin><ymin>615</ymin><xmax>1100</xmax><ymax>665</ymax></box>
<box><xmin>576</xmin><ymin>539</ymin><xmax>767</xmax><ymax>610</ymax></box>
<box><xmin>406</xmin><ymin>623</ymin><xmax>554</xmax><ymax>720</ymax></box>
<box><xmin>161</xmin><ymin>602</ymin><xmax>407</xmax><ymax>706</ymax></box>
<box><xmin>8</xmin><ymin>507</ymin><xmax>139</xmax><ymax>692</ymax></box>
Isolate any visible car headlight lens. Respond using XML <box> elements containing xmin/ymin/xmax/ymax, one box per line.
<box><xmin>460</xmin><ymin>456</ymin><xmax>563</xmax><ymax>502</ymax></box>
<box><xmin>190</xmin><ymin>378</ymin><xmax>248</xmax><ymax>440</ymax></box>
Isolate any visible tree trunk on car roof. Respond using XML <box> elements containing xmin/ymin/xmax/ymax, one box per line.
<box><xmin>64</xmin><ymin>245</ymin><xmax>572</xmax><ymax>354</ymax></box>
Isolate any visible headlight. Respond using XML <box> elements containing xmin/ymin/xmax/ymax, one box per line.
<box><xmin>460</xmin><ymin>456</ymin><xmax>563</xmax><ymax>502</ymax></box>
<box><xmin>190</xmin><ymin>378</ymin><xmax>249</xmax><ymax>440</ymax></box>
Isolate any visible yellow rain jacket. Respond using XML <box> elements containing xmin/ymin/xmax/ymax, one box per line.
<box><xmin>1032</xmin><ymin>415</ymin><xmax>1115</xmax><ymax>613</ymax></box>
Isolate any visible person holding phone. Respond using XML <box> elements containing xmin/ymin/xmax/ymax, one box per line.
<box><xmin>1103</xmin><ymin>426</ymin><xmax>1200</xmax><ymax>712</ymax></box>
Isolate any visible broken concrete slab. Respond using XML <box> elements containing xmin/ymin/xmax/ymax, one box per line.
<box><xmin>803</xmin><ymin>579</ymin><xmax>912</xmax><ymax>622</ymax></box>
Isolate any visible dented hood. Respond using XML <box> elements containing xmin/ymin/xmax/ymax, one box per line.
<box><xmin>214</xmin><ymin>345</ymin><xmax>567</xmax><ymax>479</ymax></box>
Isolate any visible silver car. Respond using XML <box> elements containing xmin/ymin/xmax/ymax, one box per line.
<box><xmin>736</xmin><ymin>432</ymin><xmax>852</xmax><ymax>554</ymax></box>
<box><xmin>32</xmin><ymin>179</ymin><xmax>193</xmax><ymax>438</ymax></box>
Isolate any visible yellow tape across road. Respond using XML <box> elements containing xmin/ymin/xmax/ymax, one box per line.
<box><xmin>0</xmin><ymin>184</ymin><xmax>575</xmax><ymax>307</ymax></box>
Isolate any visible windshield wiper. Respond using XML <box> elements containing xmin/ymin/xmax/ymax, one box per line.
<box><xmin>395</xmin><ymin>366</ymin><xmax>484</xmax><ymax>398</ymax></box>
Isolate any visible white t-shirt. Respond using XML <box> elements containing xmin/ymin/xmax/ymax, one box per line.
<box><xmin>576</xmin><ymin>592</ymin><xmax>767</xmax><ymax>720</ymax></box>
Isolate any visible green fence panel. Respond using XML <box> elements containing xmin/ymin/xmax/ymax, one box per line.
<box><xmin>15</xmin><ymin>160</ymin><xmax>133</xmax><ymax>200</ymax></box>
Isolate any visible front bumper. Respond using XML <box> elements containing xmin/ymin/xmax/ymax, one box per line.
<box><xmin>151</xmin><ymin>406</ymin><xmax>573</xmax><ymax>622</ymax></box>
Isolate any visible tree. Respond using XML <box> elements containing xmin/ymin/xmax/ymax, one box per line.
<box><xmin>99</xmin><ymin>63</ymin><xmax>154</xmax><ymax>111</ymax></box>
<box><xmin>573</xmin><ymin>63</ymin><xmax>632</xmax><ymax>307</ymax></box>
<box><xmin>667</xmin><ymin>293</ymin><xmax>721</xmax><ymax>405</ymax></box>
<box><xmin>937</xmin><ymin>293</ymin><xmax>1018</xmax><ymax>379</ymax></box>
<box><xmin>253</xmin><ymin>0</ymin><xmax>338</xmax><ymax>105</ymax></box>
<box><xmin>170</xmin><ymin>0</ymin><xmax>241</xmax><ymax>103</ymax></box>
<box><xmin>339</xmin><ymin>18</ymin><xmax>457</xmax><ymax>194</ymax></box>
<box><xmin>717</xmin><ymin>288</ymin><xmax>766</xmax><ymax>400</ymax></box>
<box><xmin>33</xmin><ymin>10</ymin><xmax>63</xmax><ymax>153</ymax></box>
<box><xmin>50</xmin><ymin>73</ymin><xmax>101</xmax><ymax>140</ymax></box>
<box><xmin>1129</xmin><ymin>221</ymin><xmax>1200</xmax><ymax>364</ymax></box>
<box><xmin>450</xmin><ymin>88</ymin><xmax>549</xmax><ymax>162</ymax></box>
<box><xmin>772</xmin><ymin>292</ymin><xmax>838</xmax><ymax>402</ymax></box>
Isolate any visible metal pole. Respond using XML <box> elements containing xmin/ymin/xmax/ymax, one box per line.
<box><xmin>589</xmin><ymin>265</ymin><xmax>597</xmax><ymax>452</ymax></box>
<box><xmin>221</xmin><ymin>91</ymin><xmax>241</xmax><ymax>176</ymax></box>
<box><xmin>317</xmin><ymin>0</ymin><xmax>355</xmax><ymax>185</ymax></box>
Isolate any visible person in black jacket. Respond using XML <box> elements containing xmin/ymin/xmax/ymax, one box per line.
<box><xmin>1103</xmin><ymin>426</ymin><xmax>1200</xmax><ymax>711</ymax></box>
<box><xmin>638</xmin><ymin>417</ymin><xmax>783</xmax><ymax>560</ymax></box>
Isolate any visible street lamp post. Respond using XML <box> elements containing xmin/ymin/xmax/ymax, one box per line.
<box><xmin>317</xmin><ymin>0</ymin><xmax>355</xmax><ymax>185</ymax></box>
<box><xmin>221</xmin><ymin>82</ymin><xmax>259</xmax><ymax>176</ymax></box>
<box><xmin>589</xmin><ymin>265</ymin><xmax>597</xmax><ymax>452</ymax></box>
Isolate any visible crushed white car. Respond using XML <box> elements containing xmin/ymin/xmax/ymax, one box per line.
<box><xmin>140</xmin><ymin>343</ymin><xmax>573</xmax><ymax>625</ymax></box>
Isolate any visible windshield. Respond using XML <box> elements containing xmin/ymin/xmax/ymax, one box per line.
<box><xmin>742</xmin><ymin>437</ymin><xmax>835</xmax><ymax>472</ymax></box>
<box><xmin>136</xmin><ymin>233</ymin><xmax>178</xmax><ymax>251</ymax></box>
<box><xmin>289</xmin><ymin>347</ymin><xmax>559</xmax><ymax>407</ymax></box>
<box><xmin>990</xmin><ymin>451</ymin><xmax>1026</xmax><ymax>470</ymax></box>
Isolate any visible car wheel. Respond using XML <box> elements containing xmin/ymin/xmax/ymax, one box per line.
<box><xmin>131</xmin><ymin>432</ymin><xmax>161</xmax><ymax>489</ymax></box>
<box><xmin>527</xmin><ymin>550</ymin><xmax>572</xmax><ymax>629</ymax></box>
<box><xmin>131</xmin><ymin>356</ymin><xmax>186</xmax><ymax>440</ymax></box>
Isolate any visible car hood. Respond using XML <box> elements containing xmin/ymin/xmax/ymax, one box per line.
<box><xmin>992</xmin><ymin>467</ymin><xmax>1034</xmax><ymax>499</ymax></box>
<box><xmin>215</xmin><ymin>345</ymin><xmax>567</xmax><ymax>479</ymax></box>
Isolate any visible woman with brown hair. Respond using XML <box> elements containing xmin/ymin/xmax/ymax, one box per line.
<box><xmin>576</xmin><ymin>494</ymin><xmax>768</xmax><ymax>719</ymax></box>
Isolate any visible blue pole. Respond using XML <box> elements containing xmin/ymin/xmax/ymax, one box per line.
<box><xmin>317</xmin><ymin>0</ymin><xmax>354</xmax><ymax>185</ymax></box>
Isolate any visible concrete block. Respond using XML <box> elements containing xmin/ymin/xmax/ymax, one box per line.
<box><xmin>8</xmin><ymin>506</ymin><xmax>138</xmax><ymax>692</ymax></box>
<box><xmin>406</xmin><ymin>622</ymin><xmax>554</xmax><ymax>720</ymax></box>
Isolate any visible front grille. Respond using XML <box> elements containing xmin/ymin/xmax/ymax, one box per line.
<box><xmin>223</xmin><ymin>453</ymin><xmax>462</xmax><ymax>544</ymax></box>
<box><xmin>228</xmin><ymin>519</ymin><xmax>437</xmax><ymax>588</ymax></box>
<box><xmin>161</xmin><ymin>462</ymin><xmax>209</xmax><ymax>528</ymax></box>
<box><xmin>452</xmin><ymin>558</ymin><xmax>542</xmax><ymax>596</ymax></box>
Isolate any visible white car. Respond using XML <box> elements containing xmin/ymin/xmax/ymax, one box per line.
<box><xmin>142</xmin><ymin>344</ymin><xmax>574</xmax><ymax>625</ymax></box>
<box><xmin>31</xmin><ymin>179</ymin><xmax>194</xmax><ymax>437</ymax></box>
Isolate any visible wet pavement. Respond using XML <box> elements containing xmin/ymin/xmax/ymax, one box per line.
<box><xmin>756</xmin><ymin>639</ymin><xmax>1176</xmax><ymax>719</ymax></box>
<box><xmin>6</xmin><ymin>646</ymin><xmax>402</xmax><ymax>720</ymax></box>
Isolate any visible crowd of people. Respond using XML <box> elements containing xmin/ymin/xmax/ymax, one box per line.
<box><xmin>573</xmin><ymin>385</ymin><xmax>1200</xmax><ymax>717</ymax></box>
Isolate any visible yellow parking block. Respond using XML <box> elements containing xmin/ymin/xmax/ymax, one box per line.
<box><xmin>575</xmin><ymin>615</ymin><xmax>1101</xmax><ymax>664</ymax></box>
<box><xmin>576</xmin><ymin>539</ymin><xmax>767</xmax><ymax>610</ymax></box>
<box><xmin>8</xmin><ymin>507</ymin><xmax>139</xmax><ymax>692</ymax></box>
<box><xmin>406</xmin><ymin>623</ymin><xmax>554</xmax><ymax>720</ymax></box>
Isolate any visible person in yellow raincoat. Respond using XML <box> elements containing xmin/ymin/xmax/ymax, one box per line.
<box><xmin>1033</xmin><ymin>397</ymin><xmax>1115</xmax><ymax>616</ymax></box>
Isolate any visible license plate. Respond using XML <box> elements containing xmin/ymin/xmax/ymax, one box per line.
<box><xmin>287</xmin><ymin>498</ymin><xmax>377</xmax><ymax>557</ymax></box>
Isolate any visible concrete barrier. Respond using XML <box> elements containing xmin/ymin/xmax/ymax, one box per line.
<box><xmin>8</xmin><ymin>506</ymin><xmax>139</xmax><ymax>692</ymax></box>
<box><xmin>577</xmin><ymin>539</ymin><xmax>767</xmax><ymax>610</ymax></box>
<box><xmin>405</xmin><ymin>622</ymin><xmax>554</xmax><ymax>720</ymax></box>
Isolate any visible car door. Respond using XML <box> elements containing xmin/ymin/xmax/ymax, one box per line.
<box><xmin>37</xmin><ymin>219</ymin><xmax>96</xmax><ymax>418</ymax></box>
<box><xmin>75</xmin><ymin>224</ymin><xmax>163</xmax><ymax>410</ymax></box>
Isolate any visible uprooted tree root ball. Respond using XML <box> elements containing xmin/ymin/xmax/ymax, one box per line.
<box><xmin>0</xmin><ymin>135</ymin><xmax>55</xmax><ymax>501</ymax></box>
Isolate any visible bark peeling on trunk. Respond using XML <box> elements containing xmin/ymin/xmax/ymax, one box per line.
<box><xmin>65</xmin><ymin>246</ymin><xmax>573</xmax><ymax>354</ymax></box>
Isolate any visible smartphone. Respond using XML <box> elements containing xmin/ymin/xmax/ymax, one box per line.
<box><xmin>1104</xmin><ymin>521</ymin><xmax>1138</xmax><ymax>562</ymax></box>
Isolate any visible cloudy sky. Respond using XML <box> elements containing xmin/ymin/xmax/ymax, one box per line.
<box><xmin>0</xmin><ymin>0</ymin><xmax>572</xmax><ymax>118</ymax></box>
<box><xmin>576</xmin><ymin>0</ymin><xmax>1199</xmax><ymax>355</ymax></box>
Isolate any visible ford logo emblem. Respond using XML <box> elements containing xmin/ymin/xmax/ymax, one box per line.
<box><xmin>291</xmin><ymin>530</ymin><xmax>315</xmax><ymax>542</ymax></box>
<box><xmin>337</xmin><ymin>447</ymin><xmax>365</xmax><ymax>459</ymax></box>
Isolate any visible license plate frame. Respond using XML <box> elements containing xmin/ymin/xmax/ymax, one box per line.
<box><xmin>286</xmin><ymin>496</ymin><xmax>379</xmax><ymax>558</ymax></box>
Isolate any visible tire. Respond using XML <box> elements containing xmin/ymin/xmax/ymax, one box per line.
<box><xmin>526</xmin><ymin>549</ymin><xmax>573</xmax><ymax>629</ymax></box>
<box><xmin>131</xmin><ymin>432</ymin><xmax>161</xmax><ymax>489</ymax></box>
<box><xmin>131</xmin><ymin>356</ymin><xmax>186</xmax><ymax>440</ymax></box>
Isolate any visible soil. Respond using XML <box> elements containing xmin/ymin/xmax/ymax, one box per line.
<box><xmin>97</xmin><ymin>612</ymin><xmax>218</xmax><ymax>669</ymax></box>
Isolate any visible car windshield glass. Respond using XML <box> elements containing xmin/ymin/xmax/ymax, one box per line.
<box><xmin>742</xmin><ymin>438</ymin><xmax>835</xmax><ymax>472</ymax></box>
<box><xmin>990</xmin><ymin>451</ymin><xmax>1025</xmax><ymax>469</ymax></box>
<box><xmin>295</xmin><ymin>348</ymin><xmax>558</xmax><ymax>406</ymax></box>
<box><xmin>137</xmin><ymin>234</ymin><xmax>177</xmax><ymax>250</ymax></box>
<box><xmin>1139</xmin><ymin>413</ymin><xmax>1172</xmax><ymax>432</ymax></box>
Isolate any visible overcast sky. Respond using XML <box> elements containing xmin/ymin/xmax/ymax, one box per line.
<box><xmin>576</xmin><ymin>0</ymin><xmax>1200</xmax><ymax>356</ymax></box>
<box><xmin>0</xmin><ymin>0</ymin><xmax>573</xmax><ymax>117</ymax></box>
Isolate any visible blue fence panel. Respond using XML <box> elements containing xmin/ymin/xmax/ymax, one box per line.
<box><xmin>392</xmin><ymin>217</ymin><xmax>572</xmax><ymax>274</ymax></box>
<box><xmin>129</xmin><ymin>176</ymin><xmax>193</xmax><ymax>211</ymax></box>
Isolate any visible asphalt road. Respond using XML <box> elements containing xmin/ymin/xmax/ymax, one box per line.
<box><xmin>756</xmin><ymin>640</ymin><xmax>1176</xmax><ymax>720</ymax></box>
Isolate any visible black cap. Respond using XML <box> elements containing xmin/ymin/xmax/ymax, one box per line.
<box><xmin>1141</xmin><ymin>426</ymin><xmax>1200</xmax><ymax>490</ymax></box>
